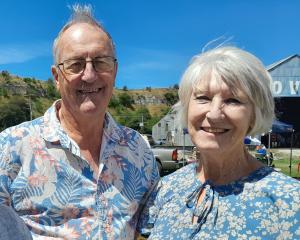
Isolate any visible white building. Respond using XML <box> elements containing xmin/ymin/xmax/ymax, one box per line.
<box><xmin>152</xmin><ymin>103</ymin><xmax>194</xmax><ymax>146</ymax></box>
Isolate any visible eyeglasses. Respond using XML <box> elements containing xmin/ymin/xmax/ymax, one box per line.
<box><xmin>57</xmin><ymin>56</ymin><xmax>117</xmax><ymax>75</ymax></box>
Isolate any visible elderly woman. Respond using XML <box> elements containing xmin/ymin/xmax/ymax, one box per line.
<box><xmin>137</xmin><ymin>47</ymin><xmax>300</xmax><ymax>239</ymax></box>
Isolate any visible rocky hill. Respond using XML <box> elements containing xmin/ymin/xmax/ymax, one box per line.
<box><xmin>0</xmin><ymin>71</ymin><xmax>179</xmax><ymax>133</ymax></box>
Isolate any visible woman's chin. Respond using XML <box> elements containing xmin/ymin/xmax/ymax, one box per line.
<box><xmin>196</xmin><ymin>141</ymin><xmax>246</xmax><ymax>157</ymax></box>
<box><xmin>195</xmin><ymin>143</ymin><xmax>224</xmax><ymax>153</ymax></box>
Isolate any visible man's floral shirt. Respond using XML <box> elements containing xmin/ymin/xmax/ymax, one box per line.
<box><xmin>138</xmin><ymin>163</ymin><xmax>300</xmax><ymax>239</ymax></box>
<box><xmin>0</xmin><ymin>101</ymin><xmax>159</xmax><ymax>239</ymax></box>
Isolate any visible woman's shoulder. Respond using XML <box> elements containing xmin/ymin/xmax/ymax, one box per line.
<box><xmin>249</xmin><ymin>167</ymin><xmax>300</xmax><ymax>199</ymax></box>
<box><xmin>156</xmin><ymin>163</ymin><xmax>198</xmax><ymax>197</ymax></box>
<box><xmin>161</xmin><ymin>163</ymin><xmax>197</xmax><ymax>184</ymax></box>
<box><xmin>257</xmin><ymin>168</ymin><xmax>300</xmax><ymax>187</ymax></box>
<box><xmin>270</xmin><ymin>170</ymin><xmax>299</xmax><ymax>191</ymax></box>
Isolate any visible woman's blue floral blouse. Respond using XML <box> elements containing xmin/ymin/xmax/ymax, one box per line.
<box><xmin>138</xmin><ymin>163</ymin><xmax>300</xmax><ymax>239</ymax></box>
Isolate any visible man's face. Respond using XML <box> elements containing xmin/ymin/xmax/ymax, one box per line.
<box><xmin>52</xmin><ymin>23</ymin><xmax>117</xmax><ymax>118</ymax></box>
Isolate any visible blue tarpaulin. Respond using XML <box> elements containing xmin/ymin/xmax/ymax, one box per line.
<box><xmin>270</xmin><ymin>120</ymin><xmax>294</xmax><ymax>175</ymax></box>
<box><xmin>244</xmin><ymin>136</ymin><xmax>261</xmax><ymax>145</ymax></box>
<box><xmin>272</xmin><ymin>120</ymin><xmax>293</xmax><ymax>133</ymax></box>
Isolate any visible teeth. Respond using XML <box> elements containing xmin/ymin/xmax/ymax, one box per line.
<box><xmin>202</xmin><ymin>127</ymin><xmax>226</xmax><ymax>133</ymax></box>
<box><xmin>79</xmin><ymin>88</ymin><xmax>100</xmax><ymax>93</ymax></box>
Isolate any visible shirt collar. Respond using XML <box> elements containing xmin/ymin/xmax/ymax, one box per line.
<box><xmin>103</xmin><ymin>112</ymin><xmax>125</xmax><ymax>144</ymax></box>
<box><xmin>42</xmin><ymin>100</ymin><xmax>61</xmax><ymax>143</ymax></box>
<box><xmin>42</xmin><ymin>100</ymin><xmax>124</xmax><ymax>145</ymax></box>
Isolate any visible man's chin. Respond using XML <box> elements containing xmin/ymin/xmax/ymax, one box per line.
<box><xmin>78</xmin><ymin>102</ymin><xmax>104</xmax><ymax>115</ymax></box>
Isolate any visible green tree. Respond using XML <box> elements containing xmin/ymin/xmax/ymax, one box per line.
<box><xmin>118</xmin><ymin>92</ymin><xmax>134</xmax><ymax>109</ymax></box>
<box><xmin>144</xmin><ymin>115</ymin><xmax>161</xmax><ymax>134</ymax></box>
<box><xmin>0</xmin><ymin>87</ymin><xmax>8</xmax><ymax>97</ymax></box>
<box><xmin>0</xmin><ymin>96</ymin><xmax>30</xmax><ymax>131</ymax></box>
<box><xmin>108</xmin><ymin>95</ymin><xmax>119</xmax><ymax>108</ymax></box>
<box><xmin>46</xmin><ymin>78</ymin><xmax>60</xmax><ymax>98</ymax></box>
<box><xmin>116</xmin><ymin>109</ymin><xmax>137</xmax><ymax>128</ymax></box>
<box><xmin>1</xmin><ymin>70</ymin><xmax>11</xmax><ymax>81</ymax></box>
<box><xmin>164</xmin><ymin>92</ymin><xmax>179</xmax><ymax>106</ymax></box>
<box><xmin>137</xmin><ymin>107</ymin><xmax>156</xmax><ymax>134</ymax></box>
<box><xmin>23</xmin><ymin>77</ymin><xmax>33</xmax><ymax>83</ymax></box>
<box><xmin>173</xmin><ymin>84</ymin><xmax>179</xmax><ymax>89</ymax></box>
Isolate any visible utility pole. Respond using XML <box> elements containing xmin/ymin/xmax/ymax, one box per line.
<box><xmin>140</xmin><ymin>114</ymin><xmax>144</xmax><ymax>132</ymax></box>
<box><xmin>29</xmin><ymin>96</ymin><xmax>32</xmax><ymax>120</ymax></box>
<box><xmin>25</xmin><ymin>95</ymin><xmax>33</xmax><ymax>121</ymax></box>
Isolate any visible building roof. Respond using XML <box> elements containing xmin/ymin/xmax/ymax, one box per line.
<box><xmin>267</xmin><ymin>54</ymin><xmax>299</xmax><ymax>72</ymax></box>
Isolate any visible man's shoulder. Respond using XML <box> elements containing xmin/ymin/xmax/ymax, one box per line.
<box><xmin>118</xmin><ymin>124</ymin><xmax>150</xmax><ymax>149</ymax></box>
<box><xmin>105</xmin><ymin>113</ymin><xmax>149</xmax><ymax>148</ymax></box>
<box><xmin>0</xmin><ymin>117</ymin><xmax>44</xmax><ymax>142</ymax></box>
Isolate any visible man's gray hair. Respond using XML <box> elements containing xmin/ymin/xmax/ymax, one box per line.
<box><xmin>178</xmin><ymin>46</ymin><xmax>275</xmax><ymax>136</ymax></box>
<box><xmin>52</xmin><ymin>4</ymin><xmax>115</xmax><ymax>64</ymax></box>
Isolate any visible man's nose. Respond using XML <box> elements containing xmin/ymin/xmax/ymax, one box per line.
<box><xmin>206</xmin><ymin>100</ymin><xmax>224</xmax><ymax>120</ymax></box>
<box><xmin>81</xmin><ymin>61</ymin><xmax>97</xmax><ymax>83</ymax></box>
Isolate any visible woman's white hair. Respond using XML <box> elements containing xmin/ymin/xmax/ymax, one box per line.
<box><xmin>178</xmin><ymin>46</ymin><xmax>274</xmax><ymax>136</ymax></box>
<box><xmin>52</xmin><ymin>4</ymin><xmax>115</xmax><ymax>64</ymax></box>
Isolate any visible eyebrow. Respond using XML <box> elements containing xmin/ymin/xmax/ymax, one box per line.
<box><xmin>192</xmin><ymin>88</ymin><xmax>246</xmax><ymax>99</ymax></box>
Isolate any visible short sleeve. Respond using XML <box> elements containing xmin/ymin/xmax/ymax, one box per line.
<box><xmin>136</xmin><ymin>180</ymin><xmax>162</xmax><ymax>237</ymax></box>
<box><xmin>0</xmin><ymin>130</ymin><xmax>14</xmax><ymax>205</ymax></box>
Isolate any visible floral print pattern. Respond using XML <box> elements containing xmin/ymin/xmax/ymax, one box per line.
<box><xmin>138</xmin><ymin>163</ymin><xmax>300</xmax><ymax>239</ymax></box>
<box><xmin>0</xmin><ymin>101</ymin><xmax>159</xmax><ymax>239</ymax></box>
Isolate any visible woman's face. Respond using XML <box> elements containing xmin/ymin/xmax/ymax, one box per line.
<box><xmin>187</xmin><ymin>75</ymin><xmax>254</xmax><ymax>155</ymax></box>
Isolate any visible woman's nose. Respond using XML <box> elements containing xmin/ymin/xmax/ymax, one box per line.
<box><xmin>206</xmin><ymin>101</ymin><xmax>224</xmax><ymax>120</ymax></box>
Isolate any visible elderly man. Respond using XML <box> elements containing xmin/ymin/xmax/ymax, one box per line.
<box><xmin>0</xmin><ymin>4</ymin><xmax>159</xmax><ymax>239</ymax></box>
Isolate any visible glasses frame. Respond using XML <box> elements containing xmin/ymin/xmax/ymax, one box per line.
<box><xmin>56</xmin><ymin>56</ymin><xmax>117</xmax><ymax>75</ymax></box>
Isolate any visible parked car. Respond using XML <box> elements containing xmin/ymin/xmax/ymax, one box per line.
<box><xmin>151</xmin><ymin>146</ymin><xmax>182</xmax><ymax>176</ymax></box>
<box><xmin>142</xmin><ymin>134</ymin><xmax>194</xmax><ymax>176</ymax></box>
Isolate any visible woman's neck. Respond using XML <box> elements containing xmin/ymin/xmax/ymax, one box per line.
<box><xmin>196</xmin><ymin>148</ymin><xmax>263</xmax><ymax>185</ymax></box>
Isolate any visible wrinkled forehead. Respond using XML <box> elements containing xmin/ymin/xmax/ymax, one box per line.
<box><xmin>192</xmin><ymin>70</ymin><xmax>246</xmax><ymax>97</ymax></box>
<box><xmin>57</xmin><ymin>23</ymin><xmax>114</xmax><ymax>60</ymax></box>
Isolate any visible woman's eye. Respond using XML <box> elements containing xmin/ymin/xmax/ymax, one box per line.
<box><xmin>225</xmin><ymin>98</ymin><xmax>241</xmax><ymax>104</ymax></box>
<box><xmin>195</xmin><ymin>96</ymin><xmax>210</xmax><ymax>103</ymax></box>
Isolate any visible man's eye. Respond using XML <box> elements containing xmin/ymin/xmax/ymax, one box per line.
<box><xmin>70</xmin><ymin>61</ymin><xmax>84</xmax><ymax>68</ymax></box>
<box><xmin>94</xmin><ymin>60</ymin><xmax>109</xmax><ymax>68</ymax></box>
<box><xmin>66</xmin><ymin>61</ymin><xmax>84</xmax><ymax>70</ymax></box>
<box><xmin>224</xmin><ymin>98</ymin><xmax>241</xmax><ymax>104</ymax></box>
<box><xmin>93</xmin><ymin>58</ymin><xmax>114</xmax><ymax>71</ymax></box>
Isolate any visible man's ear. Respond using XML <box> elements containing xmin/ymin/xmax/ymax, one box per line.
<box><xmin>51</xmin><ymin>65</ymin><xmax>60</xmax><ymax>91</ymax></box>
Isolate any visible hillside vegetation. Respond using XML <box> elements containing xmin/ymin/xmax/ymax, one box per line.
<box><xmin>0</xmin><ymin>71</ymin><xmax>179</xmax><ymax>133</ymax></box>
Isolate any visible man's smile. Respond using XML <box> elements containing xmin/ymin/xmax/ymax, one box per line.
<box><xmin>77</xmin><ymin>87</ymin><xmax>102</xmax><ymax>94</ymax></box>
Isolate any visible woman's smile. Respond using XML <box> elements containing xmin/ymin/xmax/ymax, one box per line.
<box><xmin>200</xmin><ymin>127</ymin><xmax>230</xmax><ymax>134</ymax></box>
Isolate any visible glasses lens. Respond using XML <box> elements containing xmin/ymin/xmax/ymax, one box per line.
<box><xmin>93</xmin><ymin>57</ymin><xmax>115</xmax><ymax>72</ymax></box>
<box><xmin>63</xmin><ymin>59</ymin><xmax>85</xmax><ymax>74</ymax></box>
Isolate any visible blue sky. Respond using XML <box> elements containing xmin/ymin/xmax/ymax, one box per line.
<box><xmin>1</xmin><ymin>0</ymin><xmax>300</xmax><ymax>89</ymax></box>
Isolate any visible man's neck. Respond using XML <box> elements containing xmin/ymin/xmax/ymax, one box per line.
<box><xmin>58</xmin><ymin>104</ymin><xmax>104</xmax><ymax>173</ymax></box>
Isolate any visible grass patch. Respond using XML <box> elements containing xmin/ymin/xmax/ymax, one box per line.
<box><xmin>273</xmin><ymin>158</ymin><xmax>300</xmax><ymax>178</ymax></box>
<box><xmin>249</xmin><ymin>149</ymin><xmax>300</xmax><ymax>178</ymax></box>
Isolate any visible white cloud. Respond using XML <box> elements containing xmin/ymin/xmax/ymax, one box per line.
<box><xmin>0</xmin><ymin>42</ymin><xmax>51</xmax><ymax>64</ymax></box>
